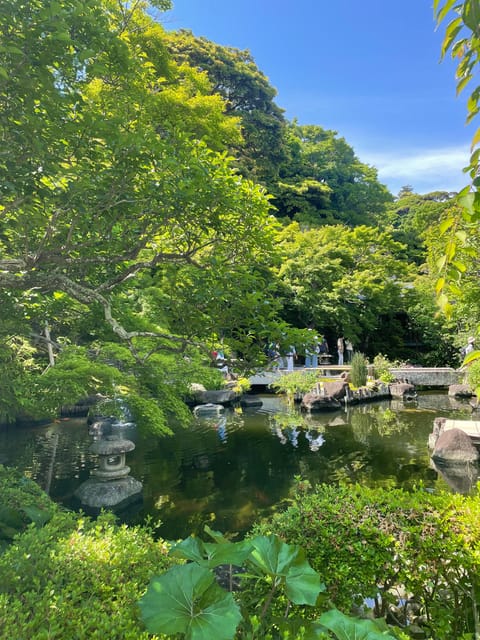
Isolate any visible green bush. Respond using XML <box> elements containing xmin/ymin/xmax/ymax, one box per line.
<box><xmin>372</xmin><ymin>353</ymin><xmax>396</xmax><ymax>383</ymax></box>
<box><xmin>350</xmin><ymin>352</ymin><xmax>368</xmax><ymax>387</ymax></box>
<box><xmin>0</xmin><ymin>465</ymin><xmax>55</xmax><ymax>550</ymax></box>
<box><xmin>466</xmin><ymin>357</ymin><xmax>480</xmax><ymax>397</ymax></box>
<box><xmin>0</xmin><ymin>508</ymin><xmax>175</xmax><ymax>639</ymax></box>
<box><xmin>252</xmin><ymin>483</ymin><xmax>480</xmax><ymax>639</ymax></box>
<box><xmin>270</xmin><ymin>370</ymin><xmax>320</xmax><ymax>403</ymax></box>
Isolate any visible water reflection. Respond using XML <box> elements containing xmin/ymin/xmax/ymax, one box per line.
<box><xmin>0</xmin><ymin>393</ymin><xmax>478</xmax><ymax>539</ymax></box>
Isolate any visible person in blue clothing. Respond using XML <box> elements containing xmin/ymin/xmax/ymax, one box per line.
<box><xmin>304</xmin><ymin>331</ymin><xmax>320</xmax><ymax>368</ymax></box>
<box><xmin>285</xmin><ymin>345</ymin><xmax>297</xmax><ymax>371</ymax></box>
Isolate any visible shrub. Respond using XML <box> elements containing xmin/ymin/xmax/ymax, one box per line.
<box><xmin>252</xmin><ymin>483</ymin><xmax>480</xmax><ymax>639</ymax></box>
<box><xmin>350</xmin><ymin>352</ymin><xmax>368</xmax><ymax>387</ymax></box>
<box><xmin>372</xmin><ymin>353</ymin><xmax>396</xmax><ymax>383</ymax></box>
<box><xmin>0</xmin><ymin>465</ymin><xmax>55</xmax><ymax>551</ymax></box>
<box><xmin>466</xmin><ymin>357</ymin><xmax>480</xmax><ymax>397</ymax></box>
<box><xmin>0</xmin><ymin>509</ymin><xmax>175</xmax><ymax>639</ymax></box>
<box><xmin>270</xmin><ymin>370</ymin><xmax>320</xmax><ymax>403</ymax></box>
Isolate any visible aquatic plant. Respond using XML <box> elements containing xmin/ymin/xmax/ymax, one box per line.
<box><xmin>350</xmin><ymin>352</ymin><xmax>368</xmax><ymax>388</ymax></box>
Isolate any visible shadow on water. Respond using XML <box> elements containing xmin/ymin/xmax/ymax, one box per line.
<box><xmin>0</xmin><ymin>392</ymin><xmax>478</xmax><ymax>539</ymax></box>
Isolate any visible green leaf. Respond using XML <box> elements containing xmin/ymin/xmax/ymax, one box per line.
<box><xmin>441</xmin><ymin>16</ymin><xmax>463</xmax><ymax>57</ymax></box>
<box><xmin>285</xmin><ymin>556</ymin><xmax>326</xmax><ymax>605</ymax></box>
<box><xmin>249</xmin><ymin>534</ymin><xmax>300</xmax><ymax>576</ymax></box>
<box><xmin>462</xmin><ymin>0</ymin><xmax>480</xmax><ymax>32</ymax></box>
<box><xmin>436</xmin><ymin>276</ymin><xmax>445</xmax><ymax>294</ymax></box>
<box><xmin>436</xmin><ymin>255</ymin><xmax>447</xmax><ymax>271</ymax></box>
<box><xmin>456</xmin><ymin>73</ymin><xmax>473</xmax><ymax>95</ymax></box>
<box><xmin>139</xmin><ymin>563</ymin><xmax>242</xmax><ymax>640</ymax></box>
<box><xmin>21</xmin><ymin>505</ymin><xmax>52</xmax><ymax>526</ymax></box>
<box><xmin>248</xmin><ymin>534</ymin><xmax>324</xmax><ymax>605</ymax></box>
<box><xmin>458</xmin><ymin>191</ymin><xmax>475</xmax><ymax>214</ymax></box>
<box><xmin>169</xmin><ymin>535</ymin><xmax>206</xmax><ymax>563</ymax></box>
<box><xmin>318</xmin><ymin>609</ymin><xmax>396</xmax><ymax>640</ymax></box>
<box><xmin>169</xmin><ymin>535</ymin><xmax>253</xmax><ymax>568</ymax></box>
<box><xmin>451</xmin><ymin>259</ymin><xmax>467</xmax><ymax>272</ymax></box>
<box><xmin>438</xmin><ymin>216</ymin><xmax>455</xmax><ymax>234</ymax></box>
<box><xmin>463</xmin><ymin>349</ymin><xmax>480</xmax><ymax>365</ymax></box>
<box><xmin>471</xmin><ymin>126</ymin><xmax>480</xmax><ymax>150</ymax></box>
<box><xmin>204</xmin><ymin>525</ymin><xmax>229</xmax><ymax>543</ymax></box>
<box><xmin>436</xmin><ymin>0</ymin><xmax>460</xmax><ymax>23</ymax></box>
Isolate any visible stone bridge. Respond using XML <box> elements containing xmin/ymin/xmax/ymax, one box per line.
<box><xmin>248</xmin><ymin>366</ymin><xmax>464</xmax><ymax>389</ymax></box>
<box><xmin>388</xmin><ymin>367</ymin><xmax>463</xmax><ymax>388</ymax></box>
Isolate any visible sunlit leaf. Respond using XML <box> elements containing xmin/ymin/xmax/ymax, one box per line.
<box><xmin>436</xmin><ymin>0</ymin><xmax>460</xmax><ymax>23</ymax></box>
<box><xmin>436</xmin><ymin>277</ymin><xmax>446</xmax><ymax>294</ymax></box>
<box><xmin>439</xmin><ymin>217</ymin><xmax>455</xmax><ymax>234</ymax></box>
<box><xmin>169</xmin><ymin>535</ymin><xmax>253</xmax><ymax>568</ymax></box>
<box><xmin>318</xmin><ymin>609</ymin><xmax>397</xmax><ymax>639</ymax></box>
<box><xmin>441</xmin><ymin>16</ymin><xmax>463</xmax><ymax>57</ymax></box>
<box><xmin>248</xmin><ymin>534</ymin><xmax>324</xmax><ymax>605</ymax></box>
<box><xmin>456</xmin><ymin>73</ymin><xmax>473</xmax><ymax>95</ymax></box>
<box><xmin>463</xmin><ymin>349</ymin><xmax>480</xmax><ymax>365</ymax></box>
<box><xmin>139</xmin><ymin>563</ymin><xmax>242</xmax><ymax>640</ymax></box>
<box><xmin>472</xmin><ymin>127</ymin><xmax>480</xmax><ymax>149</ymax></box>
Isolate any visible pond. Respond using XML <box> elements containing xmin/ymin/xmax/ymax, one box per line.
<box><xmin>0</xmin><ymin>392</ymin><xmax>477</xmax><ymax>540</ymax></box>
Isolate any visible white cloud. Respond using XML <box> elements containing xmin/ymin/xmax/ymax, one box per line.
<box><xmin>361</xmin><ymin>145</ymin><xmax>471</xmax><ymax>195</ymax></box>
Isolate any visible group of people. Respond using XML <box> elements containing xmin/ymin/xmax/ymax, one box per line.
<box><xmin>267</xmin><ymin>332</ymin><xmax>355</xmax><ymax>370</ymax></box>
<box><xmin>336</xmin><ymin>336</ymin><xmax>354</xmax><ymax>365</ymax></box>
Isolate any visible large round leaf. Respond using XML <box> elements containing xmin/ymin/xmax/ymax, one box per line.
<box><xmin>249</xmin><ymin>534</ymin><xmax>325</xmax><ymax>605</ymax></box>
<box><xmin>139</xmin><ymin>563</ymin><xmax>242</xmax><ymax>640</ymax></box>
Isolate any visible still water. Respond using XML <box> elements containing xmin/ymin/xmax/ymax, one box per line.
<box><xmin>0</xmin><ymin>393</ymin><xmax>477</xmax><ymax>540</ymax></box>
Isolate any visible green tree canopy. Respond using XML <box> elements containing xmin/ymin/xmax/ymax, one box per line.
<box><xmin>385</xmin><ymin>189</ymin><xmax>458</xmax><ymax>264</ymax></box>
<box><xmin>275</xmin><ymin>222</ymin><xmax>414</xmax><ymax>354</ymax></box>
<box><xmin>272</xmin><ymin>123</ymin><xmax>392</xmax><ymax>227</ymax></box>
<box><xmin>0</xmin><ymin>0</ymin><xmax>288</xmax><ymax>425</ymax></box>
<box><xmin>166</xmin><ymin>29</ymin><xmax>288</xmax><ymax>185</ymax></box>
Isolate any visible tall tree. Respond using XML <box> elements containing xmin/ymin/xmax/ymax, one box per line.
<box><xmin>0</xmin><ymin>0</ymin><xmax>284</xmax><ymax>425</ymax></box>
<box><xmin>275</xmin><ymin>223</ymin><xmax>414</xmax><ymax>356</ymax></box>
<box><xmin>385</xmin><ymin>190</ymin><xmax>458</xmax><ymax>264</ymax></box>
<box><xmin>165</xmin><ymin>29</ymin><xmax>288</xmax><ymax>184</ymax></box>
<box><xmin>273</xmin><ymin>123</ymin><xmax>392</xmax><ymax>227</ymax></box>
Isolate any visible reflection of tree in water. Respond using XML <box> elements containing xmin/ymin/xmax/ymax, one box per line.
<box><xmin>0</xmin><ymin>422</ymin><xmax>94</xmax><ymax>498</ymax></box>
<box><xmin>329</xmin><ymin>451</ymin><xmax>370</xmax><ymax>484</ymax></box>
<box><xmin>350</xmin><ymin>407</ymin><xmax>410</xmax><ymax>445</ymax></box>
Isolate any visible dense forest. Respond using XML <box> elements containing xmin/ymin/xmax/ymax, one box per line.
<box><xmin>0</xmin><ymin>0</ymin><xmax>479</xmax><ymax>430</ymax></box>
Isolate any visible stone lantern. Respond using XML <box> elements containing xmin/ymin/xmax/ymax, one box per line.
<box><xmin>75</xmin><ymin>435</ymin><xmax>142</xmax><ymax>509</ymax></box>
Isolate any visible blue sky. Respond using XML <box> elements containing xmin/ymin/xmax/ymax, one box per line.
<box><xmin>161</xmin><ymin>0</ymin><xmax>473</xmax><ymax>196</ymax></box>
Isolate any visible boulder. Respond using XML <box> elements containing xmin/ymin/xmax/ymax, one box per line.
<box><xmin>198</xmin><ymin>389</ymin><xmax>237</xmax><ymax>405</ymax></box>
<box><xmin>189</xmin><ymin>383</ymin><xmax>207</xmax><ymax>394</ymax></box>
<box><xmin>448</xmin><ymin>384</ymin><xmax>474</xmax><ymax>398</ymax></box>
<box><xmin>240</xmin><ymin>396</ymin><xmax>263</xmax><ymax>408</ymax></box>
<box><xmin>389</xmin><ymin>382</ymin><xmax>416</xmax><ymax>399</ymax></box>
<box><xmin>301</xmin><ymin>392</ymin><xmax>341</xmax><ymax>412</ymax></box>
<box><xmin>432</xmin><ymin>428</ymin><xmax>479</xmax><ymax>465</ymax></box>
<box><xmin>323</xmin><ymin>380</ymin><xmax>349</xmax><ymax>400</ymax></box>
<box><xmin>193</xmin><ymin>403</ymin><xmax>224</xmax><ymax>417</ymax></box>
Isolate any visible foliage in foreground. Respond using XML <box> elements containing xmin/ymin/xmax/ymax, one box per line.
<box><xmin>0</xmin><ymin>508</ymin><xmax>174</xmax><ymax>639</ymax></box>
<box><xmin>0</xmin><ymin>465</ymin><xmax>54</xmax><ymax>551</ymax></box>
<box><xmin>2</xmin><ymin>467</ymin><xmax>480</xmax><ymax>638</ymax></box>
<box><xmin>253</xmin><ymin>482</ymin><xmax>480</xmax><ymax>639</ymax></box>
<box><xmin>139</xmin><ymin>526</ymin><xmax>402</xmax><ymax>640</ymax></box>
